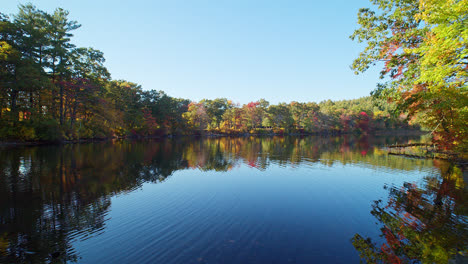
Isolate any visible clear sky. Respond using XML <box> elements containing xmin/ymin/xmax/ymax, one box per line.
<box><xmin>2</xmin><ymin>0</ymin><xmax>381</xmax><ymax>104</ymax></box>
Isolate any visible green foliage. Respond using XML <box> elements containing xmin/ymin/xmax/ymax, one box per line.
<box><xmin>0</xmin><ymin>116</ymin><xmax>61</xmax><ymax>141</ymax></box>
<box><xmin>351</xmin><ymin>0</ymin><xmax>468</xmax><ymax>153</ymax></box>
<box><xmin>200</xmin><ymin>98</ymin><xmax>231</xmax><ymax>128</ymax></box>
<box><xmin>0</xmin><ymin>4</ymin><xmax>419</xmax><ymax>142</ymax></box>
<box><xmin>182</xmin><ymin>102</ymin><xmax>210</xmax><ymax>131</ymax></box>
<box><xmin>352</xmin><ymin>162</ymin><xmax>468</xmax><ymax>263</ymax></box>
<box><xmin>182</xmin><ymin>96</ymin><xmax>414</xmax><ymax>135</ymax></box>
<box><xmin>30</xmin><ymin>117</ymin><xmax>61</xmax><ymax>141</ymax></box>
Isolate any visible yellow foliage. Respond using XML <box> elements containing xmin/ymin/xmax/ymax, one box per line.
<box><xmin>0</xmin><ymin>233</ymin><xmax>8</xmax><ymax>257</ymax></box>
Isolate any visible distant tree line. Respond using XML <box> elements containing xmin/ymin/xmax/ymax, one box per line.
<box><xmin>182</xmin><ymin>97</ymin><xmax>415</xmax><ymax>135</ymax></box>
<box><xmin>0</xmin><ymin>4</ymin><xmax>417</xmax><ymax>142</ymax></box>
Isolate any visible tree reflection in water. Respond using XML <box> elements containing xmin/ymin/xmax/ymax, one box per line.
<box><xmin>352</xmin><ymin>161</ymin><xmax>467</xmax><ymax>263</ymax></box>
<box><xmin>0</xmin><ymin>135</ymin><xmax>462</xmax><ymax>263</ymax></box>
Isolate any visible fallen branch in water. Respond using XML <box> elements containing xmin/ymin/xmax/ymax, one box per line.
<box><xmin>384</xmin><ymin>143</ymin><xmax>467</xmax><ymax>164</ymax></box>
<box><xmin>387</xmin><ymin>143</ymin><xmax>432</xmax><ymax>148</ymax></box>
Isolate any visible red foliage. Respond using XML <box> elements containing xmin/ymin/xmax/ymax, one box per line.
<box><xmin>142</xmin><ymin>108</ymin><xmax>159</xmax><ymax>134</ymax></box>
<box><xmin>247</xmin><ymin>101</ymin><xmax>260</xmax><ymax>108</ymax></box>
<box><xmin>380</xmin><ymin>227</ymin><xmax>403</xmax><ymax>264</ymax></box>
<box><xmin>357</xmin><ymin>112</ymin><xmax>371</xmax><ymax>133</ymax></box>
<box><xmin>247</xmin><ymin>160</ymin><xmax>257</xmax><ymax>168</ymax></box>
<box><xmin>340</xmin><ymin>114</ymin><xmax>351</xmax><ymax>126</ymax></box>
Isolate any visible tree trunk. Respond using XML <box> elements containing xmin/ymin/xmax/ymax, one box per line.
<box><xmin>59</xmin><ymin>82</ymin><xmax>64</xmax><ymax>125</ymax></box>
<box><xmin>10</xmin><ymin>89</ymin><xmax>18</xmax><ymax>120</ymax></box>
<box><xmin>10</xmin><ymin>74</ymin><xmax>19</xmax><ymax>121</ymax></box>
<box><xmin>70</xmin><ymin>98</ymin><xmax>77</xmax><ymax>130</ymax></box>
<box><xmin>29</xmin><ymin>91</ymin><xmax>34</xmax><ymax>110</ymax></box>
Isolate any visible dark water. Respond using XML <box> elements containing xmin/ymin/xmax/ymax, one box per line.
<box><xmin>0</xmin><ymin>136</ymin><xmax>466</xmax><ymax>263</ymax></box>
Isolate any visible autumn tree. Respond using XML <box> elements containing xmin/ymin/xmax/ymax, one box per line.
<box><xmin>0</xmin><ymin>4</ymin><xmax>425</xmax><ymax>141</ymax></box>
<box><xmin>222</xmin><ymin>106</ymin><xmax>244</xmax><ymax>130</ymax></box>
<box><xmin>351</xmin><ymin>0</ymin><xmax>468</xmax><ymax>152</ymax></box>
<box><xmin>60</xmin><ymin>47</ymin><xmax>110</xmax><ymax>137</ymax></box>
<box><xmin>141</xmin><ymin>90</ymin><xmax>189</xmax><ymax>133</ymax></box>
<box><xmin>182</xmin><ymin>102</ymin><xmax>210</xmax><ymax>131</ymax></box>
<box><xmin>0</xmin><ymin>15</ymin><xmax>21</xmax><ymax>118</ymax></box>
<box><xmin>105</xmin><ymin>80</ymin><xmax>144</xmax><ymax>134</ymax></box>
<box><xmin>201</xmin><ymin>98</ymin><xmax>231</xmax><ymax>129</ymax></box>
<box><xmin>267</xmin><ymin>103</ymin><xmax>293</xmax><ymax>130</ymax></box>
<box><xmin>242</xmin><ymin>101</ymin><xmax>266</xmax><ymax>129</ymax></box>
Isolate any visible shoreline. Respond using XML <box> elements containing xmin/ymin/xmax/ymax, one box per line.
<box><xmin>0</xmin><ymin>129</ymin><xmax>426</xmax><ymax>147</ymax></box>
<box><xmin>385</xmin><ymin>143</ymin><xmax>468</xmax><ymax>165</ymax></box>
<box><xmin>2</xmin><ymin>129</ymin><xmax>466</xmax><ymax>164</ymax></box>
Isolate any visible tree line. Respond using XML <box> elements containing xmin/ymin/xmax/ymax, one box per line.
<box><xmin>0</xmin><ymin>4</ymin><xmax>418</xmax><ymax>143</ymax></box>
<box><xmin>182</xmin><ymin>97</ymin><xmax>414</xmax><ymax>135</ymax></box>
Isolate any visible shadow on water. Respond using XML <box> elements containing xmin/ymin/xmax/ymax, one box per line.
<box><xmin>0</xmin><ymin>135</ymin><xmax>465</xmax><ymax>263</ymax></box>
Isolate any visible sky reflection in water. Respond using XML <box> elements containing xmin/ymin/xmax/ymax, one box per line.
<box><xmin>0</xmin><ymin>136</ymin><xmax>466</xmax><ymax>263</ymax></box>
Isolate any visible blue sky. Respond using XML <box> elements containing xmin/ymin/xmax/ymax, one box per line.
<box><xmin>3</xmin><ymin>0</ymin><xmax>381</xmax><ymax>104</ymax></box>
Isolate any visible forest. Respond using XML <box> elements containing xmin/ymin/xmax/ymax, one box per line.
<box><xmin>1</xmin><ymin>2</ymin><xmax>467</xmax><ymax>262</ymax></box>
<box><xmin>1</xmin><ymin>2</ymin><xmax>466</xmax><ymax>155</ymax></box>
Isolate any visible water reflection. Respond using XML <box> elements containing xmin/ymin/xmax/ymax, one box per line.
<box><xmin>352</xmin><ymin>161</ymin><xmax>468</xmax><ymax>263</ymax></box>
<box><xmin>0</xmin><ymin>135</ymin><xmax>465</xmax><ymax>263</ymax></box>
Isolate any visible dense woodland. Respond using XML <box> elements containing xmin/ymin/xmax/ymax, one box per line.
<box><xmin>0</xmin><ymin>4</ymin><xmax>417</xmax><ymax>143</ymax></box>
<box><xmin>1</xmin><ymin>1</ymin><xmax>467</xmax><ymax>155</ymax></box>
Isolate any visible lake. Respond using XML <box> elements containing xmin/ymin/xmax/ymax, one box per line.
<box><xmin>0</xmin><ymin>136</ymin><xmax>466</xmax><ymax>263</ymax></box>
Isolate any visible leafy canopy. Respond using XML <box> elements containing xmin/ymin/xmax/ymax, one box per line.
<box><xmin>351</xmin><ymin>0</ymin><xmax>468</xmax><ymax>152</ymax></box>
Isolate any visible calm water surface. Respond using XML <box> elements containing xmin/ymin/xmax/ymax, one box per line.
<box><xmin>0</xmin><ymin>136</ymin><xmax>466</xmax><ymax>263</ymax></box>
